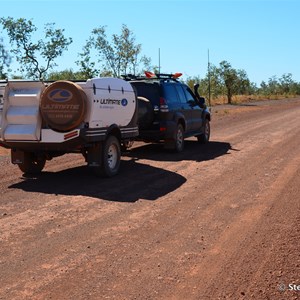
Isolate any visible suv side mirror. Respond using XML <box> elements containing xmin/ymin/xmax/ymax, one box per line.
<box><xmin>187</xmin><ymin>100</ymin><xmax>196</xmax><ymax>107</ymax></box>
<box><xmin>198</xmin><ymin>97</ymin><xmax>206</xmax><ymax>108</ymax></box>
<box><xmin>199</xmin><ymin>96</ymin><xmax>205</xmax><ymax>105</ymax></box>
<box><xmin>194</xmin><ymin>83</ymin><xmax>206</xmax><ymax>108</ymax></box>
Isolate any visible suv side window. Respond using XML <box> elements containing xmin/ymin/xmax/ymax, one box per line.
<box><xmin>175</xmin><ymin>85</ymin><xmax>188</xmax><ymax>104</ymax></box>
<box><xmin>163</xmin><ymin>84</ymin><xmax>179</xmax><ymax>104</ymax></box>
<box><xmin>182</xmin><ymin>85</ymin><xmax>197</xmax><ymax>104</ymax></box>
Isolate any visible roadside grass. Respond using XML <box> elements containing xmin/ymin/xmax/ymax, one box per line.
<box><xmin>209</xmin><ymin>94</ymin><xmax>298</xmax><ymax>106</ymax></box>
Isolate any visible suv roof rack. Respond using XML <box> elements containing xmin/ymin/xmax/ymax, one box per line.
<box><xmin>122</xmin><ymin>72</ymin><xmax>183</xmax><ymax>82</ymax></box>
<box><xmin>121</xmin><ymin>74</ymin><xmax>142</xmax><ymax>81</ymax></box>
<box><xmin>151</xmin><ymin>73</ymin><xmax>182</xmax><ymax>79</ymax></box>
<box><xmin>144</xmin><ymin>71</ymin><xmax>182</xmax><ymax>79</ymax></box>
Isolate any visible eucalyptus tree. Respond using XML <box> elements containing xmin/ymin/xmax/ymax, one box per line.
<box><xmin>217</xmin><ymin>61</ymin><xmax>239</xmax><ymax>104</ymax></box>
<box><xmin>78</xmin><ymin>24</ymin><xmax>151</xmax><ymax>77</ymax></box>
<box><xmin>0</xmin><ymin>37</ymin><xmax>11</xmax><ymax>79</ymax></box>
<box><xmin>0</xmin><ymin>17</ymin><xmax>72</xmax><ymax>80</ymax></box>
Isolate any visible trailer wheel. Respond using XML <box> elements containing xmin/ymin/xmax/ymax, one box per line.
<box><xmin>18</xmin><ymin>152</ymin><xmax>46</xmax><ymax>175</ymax></box>
<box><xmin>99</xmin><ymin>136</ymin><xmax>121</xmax><ymax>177</ymax></box>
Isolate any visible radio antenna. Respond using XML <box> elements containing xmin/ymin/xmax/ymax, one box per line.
<box><xmin>208</xmin><ymin>49</ymin><xmax>211</xmax><ymax>107</ymax></box>
<box><xmin>158</xmin><ymin>48</ymin><xmax>161</xmax><ymax>73</ymax></box>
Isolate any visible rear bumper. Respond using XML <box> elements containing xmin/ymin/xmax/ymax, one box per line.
<box><xmin>0</xmin><ymin>128</ymin><xmax>84</xmax><ymax>152</ymax></box>
<box><xmin>0</xmin><ymin>136</ymin><xmax>85</xmax><ymax>153</ymax></box>
<box><xmin>138</xmin><ymin>121</ymin><xmax>176</xmax><ymax>142</ymax></box>
<box><xmin>0</xmin><ymin>125</ymin><xmax>139</xmax><ymax>153</ymax></box>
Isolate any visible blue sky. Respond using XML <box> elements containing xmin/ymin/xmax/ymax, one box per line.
<box><xmin>1</xmin><ymin>0</ymin><xmax>299</xmax><ymax>85</ymax></box>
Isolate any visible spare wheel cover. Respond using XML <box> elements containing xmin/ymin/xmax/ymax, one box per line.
<box><xmin>40</xmin><ymin>81</ymin><xmax>86</xmax><ymax>132</ymax></box>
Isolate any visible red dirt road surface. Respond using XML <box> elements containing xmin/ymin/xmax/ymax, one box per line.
<box><xmin>0</xmin><ymin>98</ymin><xmax>299</xmax><ymax>300</ymax></box>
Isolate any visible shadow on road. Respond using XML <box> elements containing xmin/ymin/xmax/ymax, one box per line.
<box><xmin>126</xmin><ymin>140</ymin><xmax>233</xmax><ymax>162</ymax></box>
<box><xmin>9</xmin><ymin>140</ymin><xmax>232</xmax><ymax>202</ymax></box>
<box><xmin>9</xmin><ymin>160</ymin><xmax>186</xmax><ymax>202</ymax></box>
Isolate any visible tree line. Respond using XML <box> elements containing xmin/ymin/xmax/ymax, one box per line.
<box><xmin>186</xmin><ymin>64</ymin><xmax>300</xmax><ymax>104</ymax></box>
<box><xmin>1</xmin><ymin>17</ymin><xmax>300</xmax><ymax>104</ymax></box>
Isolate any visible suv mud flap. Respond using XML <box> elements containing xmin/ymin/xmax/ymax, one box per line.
<box><xmin>163</xmin><ymin>121</ymin><xmax>177</xmax><ymax>139</ymax></box>
<box><xmin>163</xmin><ymin>123</ymin><xmax>179</xmax><ymax>150</ymax></box>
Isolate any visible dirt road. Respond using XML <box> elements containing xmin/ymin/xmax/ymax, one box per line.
<box><xmin>0</xmin><ymin>98</ymin><xmax>299</xmax><ymax>300</ymax></box>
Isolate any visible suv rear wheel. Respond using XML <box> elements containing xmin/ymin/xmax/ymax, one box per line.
<box><xmin>174</xmin><ymin>123</ymin><xmax>185</xmax><ymax>153</ymax></box>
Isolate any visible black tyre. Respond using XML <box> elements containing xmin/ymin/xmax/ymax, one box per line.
<box><xmin>197</xmin><ymin>119</ymin><xmax>210</xmax><ymax>144</ymax></box>
<box><xmin>137</xmin><ymin>96</ymin><xmax>154</xmax><ymax>129</ymax></box>
<box><xmin>174</xmin><ymin>123</ymin><xmax>185</xmax><ymax>153</ymax></box>
<box><xmin>18</xmin><ymin>152</ymin><xmax>46</xmax><ymax>175</ymax></box>
<box><xmin>100</xmin><ymin>135</ymin><xmax>121</xmax><ymax>177</ymax></box>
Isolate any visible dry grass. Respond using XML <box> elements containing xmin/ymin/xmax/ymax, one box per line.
<box><xmin>209</xmin><ymin>94</ymin><xmax>298</xmax><ymax>106</ymax></box>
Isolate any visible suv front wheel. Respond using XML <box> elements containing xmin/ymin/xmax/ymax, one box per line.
<box><xmin>197</xmin><ymin>119</ymin><xmax>210</xmax><ymax>144</ymax></box>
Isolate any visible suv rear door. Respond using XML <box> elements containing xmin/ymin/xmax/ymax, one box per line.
<box><xmin>163</xmin><ymin>83</ymin><xmax>193</xmax><ymax>133</ymax></box>
<box><xmin>131</xmin><ymin>81</ymin><xmax>160</xmax><ymax>130</ymax></box>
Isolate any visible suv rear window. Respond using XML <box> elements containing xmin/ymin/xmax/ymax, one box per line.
<box><xmin>130</xmin><ymin>82</ymin><xmax>160</xmax><ymax>106</ymax></box>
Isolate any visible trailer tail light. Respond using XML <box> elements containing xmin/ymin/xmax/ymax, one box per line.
<box><xmin>159</xmin><ymin>97</ymin><xmax>169</xmax><ymax>112</ymax></box>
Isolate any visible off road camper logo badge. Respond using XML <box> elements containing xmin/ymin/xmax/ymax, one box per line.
<box><xmin>99</xmin><ymin>98</ymin><xmax>128</xmax><ymax>107</ymax></box>
<box><xmin>48</xmin><ymin>89</ymin><xmax>73</xmax><ymax>102</ymax></box>
<box><xmin>121</xmin><ymin>99</ymin><xmax>128</xmax><ymax>106</ymax></box>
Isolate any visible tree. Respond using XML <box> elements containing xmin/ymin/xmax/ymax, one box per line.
<box><xmin>186</xmin><ymin>76</ymin><xmax>201</xmax><ymax>91</ymax></box>
<box><xmin>235</xmin><ymin>69</ymin><xmax>251</xmax><ymax>94</ymax></box>
<box><xmin>76</xmin><ymin>40</ymin><xmax>98</xmax><ymax>79</ymax></box>
<box><xmin>46</xmin><ymin>69</ymin><xmax>85</xmax><ymax>81</ymax></box>
<box><xmin>215</xmin><ymin>61</ymin><xmax>253</xmax><ymax>103</ymax></box>
<box><xmin>217</xmin><ymin>61</ymin><xmax>239</xmax><ymax>104</ymax></box>
<box><xmin>279</xmin><ymin>73</ymin><xmax>293</xmax><ymax>94</ymax></box>
<box><xmin>260</xmin><ymin>73</ymin><xmax>299</xmax><ymax>96</ymax></box>
<box><xmin>0</xmin><ymin>17</ymin><xmax>72</xmax><ymax>80</ymax></box>
<box><xmin>78</xmin><ymin>24</ymin><xmax>151</xmax><ymax>77</ymax></box>
<box><xmin>267</xmin><ymin>75</ymin><xmax>280</xmax><ymax>95</ymax></box>
<box><xmin>0</xmin><ymin>37</ymin><xmax>11</xmax><ymax>79</ymax></box>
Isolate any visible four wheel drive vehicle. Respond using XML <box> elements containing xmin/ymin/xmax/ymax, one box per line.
<box><xmin>128</xmin><ymin>72</ymin><xmax>211</xmax><ymax>152</ymax></box>
<box><xmin>0</xmin><ymin>78</ymin><xmax>138</xmax><ymax>177</ymax></box>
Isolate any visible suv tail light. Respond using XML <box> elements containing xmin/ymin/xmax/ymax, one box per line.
<box><xmin>159</xmin><ymin>97</ymin><xmax>169</xmax><ymax>112</ymax></box>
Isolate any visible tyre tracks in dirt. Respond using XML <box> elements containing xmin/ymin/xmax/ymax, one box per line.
<box><xmin>0</xmin><ymin>98</ymin><xmax>299</xmax><ymax>300</ymax></box>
